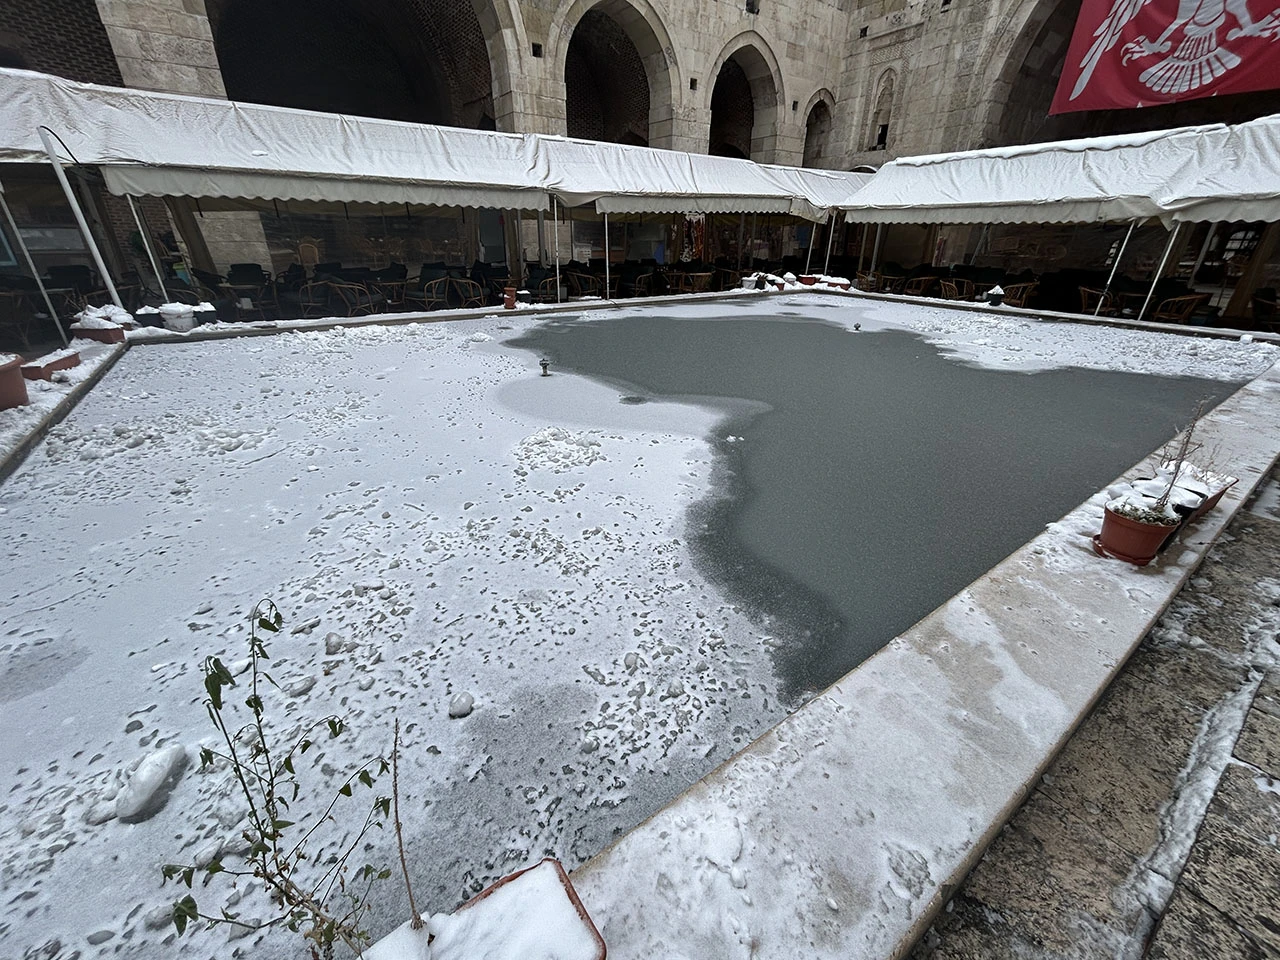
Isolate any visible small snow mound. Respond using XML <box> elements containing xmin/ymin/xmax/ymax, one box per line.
<box><xmin>115</xmin><ymin>744</ymin><xmax>188</xmax><ymax>823</ymax></box>
<box><xmin>466</xmin><ymin>332</ymin><xmax>494</xmax><ymax>343</ymax></box>
<box><xmin>448</xmin><ymin>692</ymin><xmax>475</xmax><ymax>718</ymax></box>
<box><xmin>514</xmin><ymin>427</ymin><xmax>605</xmax><ymax>472</ymax></box>
<box><xmin>71</xmin><ymin>304</ymin><xmax>132</xmax><ymax>329</ymax></box>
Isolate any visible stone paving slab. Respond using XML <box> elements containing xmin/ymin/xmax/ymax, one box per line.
<box><xmin>1146</xmin><ymin>886</ymin><xmax>1278</xmax><ymax>960</ymax></box>
<box><xmin>914</xmin><ymin>495</ymin><xmax>1280</xmax><ymax>960</ymax></box>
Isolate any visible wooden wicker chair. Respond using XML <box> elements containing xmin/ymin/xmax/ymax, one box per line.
<box><xmin>451</xmin><ymin>277</ymin><xmax>489</xmax><ymax>308</ymax></box>
<box><xmin>855</xmin><ymin>271</ymin><xmax>881</xmax><ymax>291</ymax></box>
<box><xmin>1078</xmin><ymin>286</ymin><xmax>1114</xmax><ymax>315</ymax></box>
<box><xmin>329</xmin><ymin>282</ymin><xmax>385</xmax><ymax>317</ymax></box>
<box><xmin>1151</xmin><ymin>293</ymin><xmax>1211</xmax><ymax>324</ymax></box>
<box><xmin>1002</xmin><ymin>281</ymin><xmax>1038</xmax><ymax>308</ymax></box>
<box><xmin>902</xmin><ymin>276</ymin><xmax>936</xmax><ymax>297</ymax></box>
<box><xmin>405</xmin><ymin>276</ymin><xmax>452</xmax><ymax>311</ymax></box>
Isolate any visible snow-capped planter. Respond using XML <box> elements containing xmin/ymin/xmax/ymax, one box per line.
<box><xmin>1094</xmin><ymin>492</ymin><xmax>1181</xmax><ymax>566</ymax></box>
<box><xmin>21</xmin><ymin>347</ymin><xmax>80</xmax><ymax>381</ymax></box>
<box><xmin>798</xmin><ymin>274</ymin><xmax>819</xmax><ymax>285</ymax></box>
<box><xmin>135</xmin><ymin>305</ymin><xmax>164</xmax><ymax>328</ymax></box>
<box><xmin>159</xmin><ymin>302</ymin><xmax>196</xmax><ymax>333</ymax></box>
<box><xmin>0</xmin><ymin>353</ymin><xmax>30</xmax><ymax>409</ymax></box>
<box><xmin>192</xmin><ymin>302</ymin><xmax>217</xmax><ymax>325</ymax></box>
<box><xmin>367</xmin><ymin>858</ymin><xmax>605</xmax><ymax>960</ymax></box>
<box><xmin>985</xmin><ymin>284</ymin><xmax>1005</xmax><ymax>306</ymax></box>
<box><xmin>71</xmin><ymin>304</ymin><xmax>131</xmax><ymax>343</ymax></box>
<box><xmin>504</xmin><ymin>286</ymin><xmax>518</xmax><ymax>310</ymax></box>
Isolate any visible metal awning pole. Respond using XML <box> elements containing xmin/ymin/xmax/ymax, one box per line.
<box><xmin>1096</xmin><ymin>219</ymin><xmax>1138</xmax><ymax>316</ymax></box>
<box><xmin>822</xmin><ymin>212</ymin><xmax>837</xmax><ymax>276</ymax></box>
<box><xmin>39</xmin><ymin>126</ymin><xmax>121</xmax><ymax>309</ymax></box>
<box><xmin>126</xmin><ymin>194</ymin><xmax>169</xmax><ymax>303</ymax></box>
<box><xmin>858</xmin><ymin>223</ymin><xmax>869</xmax><ymax>275</ymax></box>
<box><xmin>553</xmin><ymin>197</ymin><xmax>561</xmax><ymax>304</ymax></box>
<box><xmin>736</xmin><ymin>213</ymin><xmax>745</xmax><ymax>272</ymax></box>
<box><xmin>1191</xmin><ymin>222</ymin><xmax>1218</xmax><ymax>281</ymax></box>
<box><xmin>1137</xmin><ymin>223</ymin><xmax>1182</xmax><ymax>323</ymax></box>
<box><xmin>870</xmin><ymin>223</ymin><xmax>884</xmax><ymax>273</ymax></box>
<box><xmin>805</xmin><ymin>214</ymin><xmax>821</xmax><ymax>275</ymax></box>
<box><xmin>603</xmin><ymin>212</ymin><xmax>611</xmax><ymax>299</ymax></box>
<box><xmin>0</xmin><ymin>179</ymin><xmax>67</xmax><ymax>346</ymax></box>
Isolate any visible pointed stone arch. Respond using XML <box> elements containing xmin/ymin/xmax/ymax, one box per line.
<box><xmin>548</xmin><ymin>0</ymin><xmax>678</xmax><ymax>147</ymax></box>
<box><xmin>706</xmin><ymin>32</ymin><xmax>784</xmax><ymax>162</ymax></box>
<box><xmin>802</xmin><ymin>88</ymin><xmax>836</xmax><ymax>167</ymax></box>
<box><xmin>866</xmin><ymin>69</ymin><xmax>896</xmax><ymax>153</ymax></box>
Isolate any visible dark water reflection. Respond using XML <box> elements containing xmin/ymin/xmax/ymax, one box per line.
<box><xmin>507</xmin><ymin>313</ymin><xmax>1234</xmax><ymax>700</ymax></box>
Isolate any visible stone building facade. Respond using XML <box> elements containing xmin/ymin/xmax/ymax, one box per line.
<box><xmin>2</xmin><ymin>0</ymin><xmax>1278</xmax><ymax>280</ymax></box>
<box><xmin>7</xmin><ymin>0</ymin><xmax>1278</xmax><ymax>168</ymax></box>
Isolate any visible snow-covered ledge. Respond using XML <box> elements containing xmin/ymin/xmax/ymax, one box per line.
<box><xmin>569</xmin><ymin>360</ymin><xmax>1280</xmax><ymax>960</ymax></box>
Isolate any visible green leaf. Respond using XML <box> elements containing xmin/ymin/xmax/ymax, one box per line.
<box><xmin>271</xmin><ymin>819</ymin><xmax>295</xmax><ymax>831</ymax></box>
<box><xmin>198</xmin><ymin>747</ymin><xmax>214</xmax><ymax>769</ymax></box>
<box><xmin>375</xmin><ymin>798</ymin><xmax>391</xmax><ymax>819</ymax></box>
<box><xmin>204</xmin><ymin>858</ymin><xmax>224</xmax><ymax>876</ymax></box>
<box><xmin>282</xmin><ymin>756</ymin><xmax>294</xmax><ymax>775</ymax></box>
<box><xmin>245</xmin><ymin>694</ymin><xmax>263</xmax><ymax>713</ymax></box>
<box><xmin>258</xmin><ymin>615</ymin><xmax>280</xmax><ymax>633</ymax></box>
<box><xmin>299</xmin><ymin>739</ymin><xmax>313</xmax><ymax>753</ymax></box>
<box><xmin>173</xmin><ymin>895</ymin><xmax>198</xmax><ymax>936</ymax></box>
<box><xmin>357</xmin><ymin>770</ymin><xmax>373</xmax><ymax>789</ymax></box>
<box><xmin>327</xmin><ymin>718</ymin><xmax>343</xmax><ymax>737</ymax></box>
<box><xmin>339</xmin><ymin>783</ymin><xmax>352</xmax><ymax>797</ymax></box>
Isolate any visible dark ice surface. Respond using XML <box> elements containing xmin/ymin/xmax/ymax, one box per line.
<box><xmin>508</xmin><ymin>312</ymin><xmax>1237</xmax><ymax>699</ymax></box>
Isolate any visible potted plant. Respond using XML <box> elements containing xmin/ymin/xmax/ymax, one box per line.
<box><xmin>1094</xmin><ymin>402</ymin><xmax>1227</xmax><ymax>565</ymax></box>
<box><xmin>985</xmin><ymin>284</ymin><xmax>1005</xmax><ymax>306</ymax></box>
<box><xmin>0</xmin><ymin>352</ymin><xmax>30</xmax><ymax>409</ymax></box>
<box><xmin>21</xmin><ymin>347</ymin><xmax>81</xmax><ymax>381</ymax></box>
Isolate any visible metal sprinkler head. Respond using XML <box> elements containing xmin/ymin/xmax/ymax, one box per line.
<box><xmin>539</xmin><ymin>359</ymin><xmax>551</xmax><ymax>377</ymax></box>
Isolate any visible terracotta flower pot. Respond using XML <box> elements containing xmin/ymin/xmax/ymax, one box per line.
<box><xmin>443</xmin><ymin>859</ymin><xmax>605</xmax><ymax>959</ymax></box>
<box><xmin>21</xmin><ymin>351</ymin><xmax>81</xmax><ymax>381</ymax></box>
<box><xmin>503</xmin><ymin>285</ymin><xmax>518</xmax><ymax>310</ymax></box>
<box><xmin>798</xmin><ymin>275</ymin><xmax>819</xmax><ymax>285</ymax></box>
<box><xmin>834</xmin><ymin>280</ymin><xmax>852</xmax><ymax>290</ymax></box>
<box><xmin>0</xmin><ymin>353</ymin><xmax>30</xmax><ymax>409</ymax></box>
<box><xmin>1187</xmin><ymin>477</ymin><xmax>1237</xmax><ymax>523</ymax></box>
<box><xmin>1092</xmin><ymin>505</ymin><xmax>1178</xmax><ymax>566</ymax></box>
<box><xmin>73</xmin><ymin>326</ymin><xmax>126</xmax><ymax>344</ymax></box>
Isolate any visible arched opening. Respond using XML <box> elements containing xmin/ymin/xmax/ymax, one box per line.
<box><xmin>0</xmin><ymin>46</ymin><xmax>28</xmax><ymax>70</ymax></box>
<box><xmin>803</xmin><ymin>98</ymin><xmax>833</xmax><ymax>167</ymax></box>
<box><xmin>560</xmin><ymin>0</ymin><xmax>675</xmax><ymax>147</ymax></box>
<box><xmin>992</xmin><ymin>0</ymin><xmax>1280</xmax><ymax>146</ymax></box>
<box><xmin>867</xmin><ymin>72</ymin><xmax>894</xmax><ymax>152</ymax></box>
<box><xmin>708</xmin><ymin>42</ymin><xmax>780</xmax><ymax>161</ymax></box>
<box><xmin>565</xmin><ymin>8</ymin><xmax>649</xmax><ymax>144</ymax></box>
<box><xmin>206</xmin><ymin>0</ymin><xmax>495</xmax><ymax>128</ymax></box>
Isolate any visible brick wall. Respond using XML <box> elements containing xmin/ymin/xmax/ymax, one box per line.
<box><xmin>0</xmin><ymin>0</ymin><xmax>123</xmax><ymax>84</ymax></box>
<box><xmin>565</xmin><ymin>8</ymin><xmax>649</xmax><ymax>144</ymax></box>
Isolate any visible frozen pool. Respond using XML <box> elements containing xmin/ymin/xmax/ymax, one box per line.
<box><xmin>0</xmin><ymin>293</ymin><xmax>1273</xmax><ymax>958</ymax></box>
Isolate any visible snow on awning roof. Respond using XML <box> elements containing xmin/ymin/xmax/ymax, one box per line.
<box><xmin>537</xmin><ymin>135</ymin><xmax>873</xmax><ymax>221</ymax></box>
<box><xmin>0</xmin><ymin>69</ymin><xmax>871</xmax><ymax>221</ymax></box>
<box><xmin>838</xmin><ymin>123</ymin><xmax>1234</xmax><ymax>226</ymax></box>
<box><xmin>1169</xmin><ymin>113</ymin><xmax>1280</xmax><ymax>225</ymax></box>
<box><xmin>0</xmin><ymin>68</ymin><xmax>548</xmax><ymax>210</ymax></box>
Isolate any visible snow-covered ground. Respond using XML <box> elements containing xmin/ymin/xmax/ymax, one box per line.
<box><xmin>0</xmin><ymin>294</ymin><xmax>1276</xmax><ymax>959</ymax></box>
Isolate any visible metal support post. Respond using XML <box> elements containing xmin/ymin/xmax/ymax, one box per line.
<box><xmin>1137</xmin><ymin>223</ymin><xmax>1182</xmax><ymax>322</ymax></box>
<box><xmin>0</xmin><ymin>179</ymin><xmax>67</xmax><ymax>345</ymax></box>
<box><xmin>553</xmin><ymin>197</ymin><xmax>561</xmax><ymax>303</ymax></box>
<box><xmin>38</xmin><ymin>126</ymin><xmax>121</xmax><ymax>309</ymax></box>
<box><xmin>603</xmin><ymin>212</ymin><xmax>611</xmax><ymax>299</ymax></box>
<box><xmin>126</xmin><ymin>194</ymin><xmax>169</xmax><ymax>303</ymax></box>
<box><xmin>1096</xmin><ymin>219</ymin><xmax>1138</xmax><ymax>316</ymax></box>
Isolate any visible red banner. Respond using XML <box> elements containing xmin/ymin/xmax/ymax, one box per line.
<box><xmin>1051</xmin><ymin>0</ymin><xmax>1280</xmax><ymax>114</ymax></box>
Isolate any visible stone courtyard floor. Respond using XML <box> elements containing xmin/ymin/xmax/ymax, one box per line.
<box><xmin>912</xmin><ymin>471</ymin><xmax>1280</xmax><ymax>959</ymax></box>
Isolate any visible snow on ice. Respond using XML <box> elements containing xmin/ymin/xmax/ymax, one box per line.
<box><xmin>0</xmin><ymin>296</ymin><xmax>1275</xmax><ymax>959</ymax></box>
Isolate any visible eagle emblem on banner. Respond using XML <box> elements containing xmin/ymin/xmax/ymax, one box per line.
<box><xmin>1053</xmin><ymin>0</ymin><xmax>1280</xmax><ymax>111</ymax></box>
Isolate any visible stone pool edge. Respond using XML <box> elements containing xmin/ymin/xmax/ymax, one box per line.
<box><xmin>567</xmin><ymin>359</ymin><xmax>1280</xmax><ymax>959</ymax></box>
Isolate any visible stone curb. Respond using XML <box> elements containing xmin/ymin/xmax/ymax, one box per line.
<box><xmin>0</xmin><ymin>342</ymin><xmax>127</xmax><ymax>486</ymax></box>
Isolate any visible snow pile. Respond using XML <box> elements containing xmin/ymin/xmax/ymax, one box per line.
<box><xmin>115</xmin><ymin>744</ymin><xmax>188</xmax><ymax>823</ymax></box>
<box><xmin>514</xmin><ymin>427</ymin><xmax>606</xmax><ymax>472</ymax></box>
<box><xmin>0</xmin><ymin>340</ymin><xmax>117</xmax><ymax>460</ymax></box>
<box><xmin>426</xmin><ymin>861</ymin><xmax>602</xmax><ymax>960</ymax></box>
<box><xmin>70</xmin><ymin>304</ymin><xmax>132</xmax><ymax>329</ymax></box>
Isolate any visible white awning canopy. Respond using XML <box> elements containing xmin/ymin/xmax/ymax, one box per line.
<box><xmin>0</xmin><ymin>68</ymin><xmax>868</xmax><ymax>221</ymax></box>
<box><xmin>1170</xmin><ymin>113</ymin><xmax>1280</xmax><ymax>224</ymax></box>
<box><xmin>0</xmin><ymin>68</ymin><xmax>548</xmax><ymax>210</ymax></box>
<box><xmin>839</xmin><ymin>124</ymin><xmax>1235</xmax><ymax>226</ymax></box>
<box><xmin>537</xmin><ymin>134</ymin><xmax>872</xmax><ymax>221</ymax></box>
